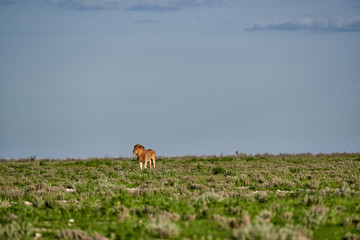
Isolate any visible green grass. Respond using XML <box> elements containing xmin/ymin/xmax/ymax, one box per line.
<box><xmin>0</xmin><ymin>153</ymin><xmax>360</xmax><ymax>239</ymax></box>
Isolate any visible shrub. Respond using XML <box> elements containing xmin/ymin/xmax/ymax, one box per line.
<box><xmin>232</xmin><ymin>210</ymin><xmax>310</xmax><ymax>240</ymax></box>
<box><xmin>232</xmin><ymin>221</ymin><xmax>309</xmax><ymax>240</ymax></box>
<box><xmin>232</xmin><ymin>223</ymin><xmax>309</xmax><ymax>240</ymax></box>
<box><xmin>215</xmin><ymin>214</ymin><xmax>241</xmax><ymax>230</ymax></box>
<box><xmin>0</xmin><ymin>222</ymin><xmax>33</xmax><ymax>240</ymax></box>
<box><xmin>282</xmin><ymin>212</ymin><xmax>293</xmax><ymax>221</ymax></box>
<box><xmin>241</xmin><ymin>212</ymin><xmax>251</xmax><ymax>227</ymax></box>
<box><xmin>184</xmin><ymin>214</ymin><xmax>196</xmax><ymax>221</ymax></box>
<box><xmin>303</xmin><ymin>205</ymin><xmax>329</xmax><ymax>229</ymax></box>
<box><xmin>57</xmin><ymin>229</ymin><xmax>107</xmax><ymax>240</ymax></box>
<box><xmin>343</xmin><ymin>232</ymin><xmax>360</xmax><ymax>240</ymax></box>
<box><xmin>254</xmin><ymin>191</ymin><xmax>268</xmax><ymax>203</ymax></box>
<box><xmin>160</xmin><ymin>211</ymin><xmax>181</xmax><ymax>222</ymax></box>
<box><xmin>0</xmin><ymin>187</ymin><xmax>24</xmax><ymax>200</ymax></box>
<box><xmin>301</xmin><ymin>194</ymin><xmax>322</xmax><ymax>206</ymax></box>
<box><xmin>213</xmin><ymin>214</ymin><xmax>230</xmax><ymax>230</ymax></box>
<box><xmin>31</xmin><ymin>194</ymin><xmax>45</xmax><ymax>208</ymax></box>
<box><xmin>198</xmin><ymin>191</ymin><xmax>222</xmax><ymax>203</ymax></box>
<box><xmin>254</xmin><ymin>210</ymin><xmax>273</xmax><ymax>224</ymax></box>
<box><xmin>145</xmin><ymin>215</ymin><xmax>180</xmax><ymax>238</ymax></box>
<box><xmin>212</xmin><ymin>166</ymin><xmax>227</xmax><ymax>175</ymax></box>
<box><xmin>0</xmin><ymin>200</ymin><xmax>11</xmax><ymax>208</ymax></box>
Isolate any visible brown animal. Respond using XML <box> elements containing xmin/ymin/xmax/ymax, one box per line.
<box><xmin>132</xmin><ymin>144</ymin><xmax>156</xmax><ymax>170</ymax></box>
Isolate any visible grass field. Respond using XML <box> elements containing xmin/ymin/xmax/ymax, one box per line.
<box><xmin>1</xmin><ymin>153</ymin><xmax>360</xmax><ymax>239</ymax></box>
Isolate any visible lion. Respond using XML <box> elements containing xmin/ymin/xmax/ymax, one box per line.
<box><xmin>132</xmin><ymin>144</ymin><xmax>156</xmax><ymax>170</ymax></box>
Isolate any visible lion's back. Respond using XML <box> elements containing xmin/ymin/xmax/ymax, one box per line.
<box><xmin>145</xmin><ymin>149</ymin><xmax>156</xmax><ymax>159</ymax></box>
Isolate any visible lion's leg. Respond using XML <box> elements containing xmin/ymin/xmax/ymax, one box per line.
<box><xmin>139</xmin><ymin>162</ymin><xmax>143</xmax><ymax>170</ymax></box>
<box><xmin>152</xmin><ymin>158</ymin><xmax>156</xmax><ymax>168</ymax></box>
<box><xmin>144</xmin><ymin>160</ymin><xmax>148</xmax><ymax>169</ymax></box>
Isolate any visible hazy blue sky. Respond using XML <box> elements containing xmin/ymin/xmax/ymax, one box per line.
<box><xmin>1</xmin><ymin>0</ymin><xmax>360</xmax><ymax>159</ymax></box>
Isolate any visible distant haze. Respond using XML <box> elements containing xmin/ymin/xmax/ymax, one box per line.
<box><xmin>1</xmin><ymin>0</ymin><xmax>359</xmax><ymax>159</ymax></box>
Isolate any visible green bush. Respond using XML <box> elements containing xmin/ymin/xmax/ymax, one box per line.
<box><xmin>212</xmin><ymin>166</ymin><xmax>227</xmax><ymax>175</ymax></box>
<box><xmin>0</xmin><ymin>222</ymin><xmax>33</xmax><ymax>240</ymax></box>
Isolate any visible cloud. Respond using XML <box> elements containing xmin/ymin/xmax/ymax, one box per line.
<box><xmin>127</xmin><ymin>3</ymin><xmax>180</xmax><ymax>12</ymax></box>
<box><xmin>0</xmin><ymin>0</ymin><xmax>232</xmax><ymax>10</ymax></box>
<box><xmin>41</xmin><ymin>0</ymin><xmax>232</xmax><ymax>11</ymax></box>
<box><xmin>246</xmin><ymin>17</ymin><xmax>360</xmax><ymax>32</ymax></box>
<box><xmin>45</xmin><ymin>0</ymin><xmax>124</xmax><ymax>10</ymax></box>
<box><xmin>133</xmin><ymin>18</ymin><xmax>161</xmax><ymax>24</ymax></box>
<box><xmin>0</xmin><ymin>0</ymin><xmax>25</xmax><ymax>4</ymax></box>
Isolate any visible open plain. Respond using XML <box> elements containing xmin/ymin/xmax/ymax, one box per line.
<box><xmin>1</xmin><ymin>153</ymin><xmax>360</xmax><ymax>239</ymax></box>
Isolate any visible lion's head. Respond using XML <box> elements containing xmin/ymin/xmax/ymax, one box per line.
<box><xmin>133</xmin><ymin>144</ymin><xmax>145</xmax><ymax>157</ymax></box>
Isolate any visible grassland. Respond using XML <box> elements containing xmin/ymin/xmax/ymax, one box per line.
<box><xmin>1</xmin><ymin>153</ymin><xmax>360</xmax><ymax>240</ymax></box>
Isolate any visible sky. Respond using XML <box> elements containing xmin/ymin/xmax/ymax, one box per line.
<box><xmin>1</xmin><ymin>0</ymin><xmax>360</xmax><ymax>159</ymax></box>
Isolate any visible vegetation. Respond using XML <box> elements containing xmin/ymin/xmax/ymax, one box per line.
<box><xmin>1</xmin><ymin>153</ymin><xmax>360</xmax><ymax>239</ymax></box>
